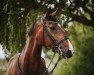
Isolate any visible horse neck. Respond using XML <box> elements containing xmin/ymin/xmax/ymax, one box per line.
<box><xmin>24</xmin><ymin>36</ymin><xmax>42</xmax><ymax>60</ymax></box>
<box><xmin>22</xmin><ymin>21</ymin><xmax>42</xmax><ymax>61</ymax></box>
<box><xmin>18</xmin><ymin>20</ymin><xmax>44</xmax><ymax>75</ymax></box>
<box><xmin>20</xmin><ymin>35</ymin><xmax>42</xmax><ymax>74</ymax></box>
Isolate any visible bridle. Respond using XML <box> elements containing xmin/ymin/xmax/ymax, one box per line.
<box><xmin>40</xmin><ymin>16</ymin><xmax>69</xmax><ymax>75</ymax></box>
<box><xmin>17</xmin><ymin>16</ymin><xmax>69</xmax><ymax>75</ymax></box>
<box><xmin>40</xmin><ymin>17</ymin><xmax>68</xmax><ymax>58</ymax></box>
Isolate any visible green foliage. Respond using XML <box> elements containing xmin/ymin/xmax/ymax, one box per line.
<box><xmin>0</xmin><ymin>70</ymin><xmax>5</xmax><ymax>75</ymax></box>
<box><xmin>0</xmin><ymin>0</ymin><xmax>44</xmax><ymax>57</ymax></box>
<box><xmin>71</xmin><ymin>23</ymin><xmax>94</xmax><ymax>75</ymax></box>
<box><xmin>52</xmin><ymin>23</ymin><xmax>94</xmax><ymax>75</ymax></box>
<box><xmin>0</xmin><ymin>59</ymin><xmax>6</xmax><ymax>75</ymax></box>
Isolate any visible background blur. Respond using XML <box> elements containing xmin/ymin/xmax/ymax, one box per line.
<box><xmin>0</xmin><ymin>0</ymin><xmax>94</xmax><ymax>75</ymax></box>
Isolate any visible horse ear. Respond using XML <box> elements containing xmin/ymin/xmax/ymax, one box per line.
<box><xmin>50</xmin><ymin>8</ymin><xmax>58</xmax><ymax>16</ymax></box>
<box><xmin>46</xmin><ymin>8</ymin><xmax>58</xmax><ymax>17</ymax></box>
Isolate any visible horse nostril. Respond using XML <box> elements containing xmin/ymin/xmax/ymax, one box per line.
<box><xmin>66</xmin><ymin>50</ymin><xmax>73</xmax><ymax>58</ymax></box>
<box><xmin>67</xmin><ymin>50</ymin><xmax>72</xmax><ymax>54</ymax></box>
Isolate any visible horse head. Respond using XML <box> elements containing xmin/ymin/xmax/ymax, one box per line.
<box><xmin>29</xmin><ymin>8</ymin><xmax>74</xmax><ymax>59</ymax></box>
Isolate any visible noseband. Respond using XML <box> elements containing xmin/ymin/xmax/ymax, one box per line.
<box><xmin>40</xmin><ymin>17</ymin><xmax>68</xmax><ymax>58</ymax></box>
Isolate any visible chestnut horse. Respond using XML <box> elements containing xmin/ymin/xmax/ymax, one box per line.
<box><xmin>6</xmin><ymin>10</ymin><xmax>74</xmax><ymax>75</ymax></box>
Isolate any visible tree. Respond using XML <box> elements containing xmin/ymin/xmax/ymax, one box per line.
<box><xmin>0</xmin><ymin>0</ymin><xmax>94</xmax><ymax>57</ymax></box>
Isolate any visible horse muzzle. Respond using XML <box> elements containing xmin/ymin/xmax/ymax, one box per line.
<box><xmin>65</xmin><ymin>49</ymin><xmax>73</xmax><ymax>58</ymax></box>
<box><xmin>52</xmin><ymin>46</ymin><xmax>74</xmax><ymax>59</ymax></box>
<box><xmin>60</xmin><ymin>49</ymin><xmax>73</xmax><ymax>59</ymax></box>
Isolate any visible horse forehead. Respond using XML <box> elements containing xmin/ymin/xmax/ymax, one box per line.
<box><xmin>46</xmin><ymin>22</ymin><xmax>58</xmax><ymax>27</ymax></box>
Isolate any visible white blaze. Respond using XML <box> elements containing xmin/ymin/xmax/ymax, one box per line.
<box><xmin>68</xmin><ymin>40</ymin><xmax>74</xmax><ymax>53</ymax></box>
<box><xmin>41</xmin><ymin>50</ymin><xmax>45</xmax><ymax>58</ymax></box>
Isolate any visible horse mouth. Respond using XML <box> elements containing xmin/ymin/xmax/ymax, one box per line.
<box><xmin>52</xmin><ymin>47</ymin><xmax>73</xmax><ymax>59</ymax></box>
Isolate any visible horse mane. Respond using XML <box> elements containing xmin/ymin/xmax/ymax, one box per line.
<box><xmin>28</xmin><ymin>18</ymin><xmax>36</xmax><ymax>36</ymax></box>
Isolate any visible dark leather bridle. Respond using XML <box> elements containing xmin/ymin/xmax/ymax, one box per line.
<box><xmin>41</xmin><ymin>16</ymin><xmax>69</xmax><ymax>75</ymax></box>
<box><xmin>17</xmin><ymin>16</ymin><xmax>69</xmax><ymax>75</ymax></box>
<box><xmin>40</xmin><ymin>17</ymin><xmax>68</xmax><ymax>58</ymax></box>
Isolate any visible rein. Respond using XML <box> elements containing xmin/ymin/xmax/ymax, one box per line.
<box><xmin>43</xmin><ymin>52</ymin><xmax>56</xmax><ymax>75</ymax></box>
<box><xmin>49</xmin><ymin>56</ymin><xmax>61</xmax><ymax>75</ymax></box>
<box><xmin>17</xmin><ymin>53</ymin><xmax>25</xmax><ymax>75</ymax></box>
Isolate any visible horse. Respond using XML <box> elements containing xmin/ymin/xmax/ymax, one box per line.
<box><xmin>6</xmin><ymin>9</ymin><xmax>74</xmax><ymax>75</ymax></box>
